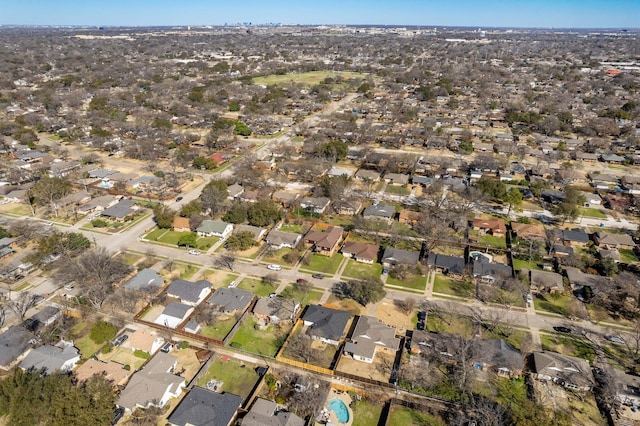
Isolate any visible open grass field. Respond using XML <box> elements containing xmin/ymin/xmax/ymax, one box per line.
<box><xmin>253</xmin><ymin>71</ymin><xmax>365</xmax><ymax>87</ymax></box>
<box><xmin>279</xmin><ymin>284</ymin><xmax>323</xmax><ymax>306</ymax></box>
<box><xmin>579</xmin><ymin>207</ymin><xmax>608</xmax><ymax>219</ymax></box>
<box><xmin>227</xmin><ymin>316</ymin><xmax>289</xmax><ymax>357</ymax></box>
<box><xmin>533</xmin><ymin>293</ymin><xmax>575</xmax><ymax>317</ymax></box>
<box><xmin>196</xmin><ymin>357</ymin><xmax>260</xmax><ymax>398</ymax></box>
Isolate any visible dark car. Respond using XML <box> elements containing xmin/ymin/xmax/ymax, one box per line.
<box><xmin>312</xmin><ymin>273</ymin><xmax>325</xmax><ymax>279</ymax></box>
<box><xmin>113</xmin><ymin>334</ymin><xmax>128</xmax><ymax>347</ymax></box>
<box><xmin>416</xmin><ymin>321</ymin><xmax>426</xmax><ymax>331</ymax></box>
<box><xmin>111</xmin><ymin>407</ymin><xmax>124</xmax><ymax>425</ymax></box>
<box><xmin>553</xmin><ymin>326</ymin><xmax>572</xmax><ymax>334</ymax></box>
<box><xmin>417</xmin><ymin>311</ymin><xmax>427</xmax><ymax>321</ymax></box>
<box><xmin>176</xmin><ymin>196</ymin><xmax>183</xmax><ymax>202</ymax></box>
<box><xmin>296</xmin><ymin>278</ymin><xmax>309</xmax><ymax>285</ymax></box>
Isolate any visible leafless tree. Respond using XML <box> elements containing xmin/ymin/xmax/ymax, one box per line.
<box><xmin>213</xmin><ymin>254</ymin><xmax>236</xmax><ymax>271</ymax></box>
<box><xmin>8</xmin><ymin>292</ymin><xmax>40</xmax><ymax>323</ymax></box>
<box><xmin>395</xmin><ymin>297</ymin><xmax>417</xmax><ymax>315</ymax></box>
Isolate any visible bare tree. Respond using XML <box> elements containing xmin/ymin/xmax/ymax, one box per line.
<box><xmin>214</xmin><ymin>254</ymin><xmax>236</xmax><ymax>271</ymax></box>
<box><xmin>9</xmin><ymin>292</ymin><xmax>40</xmax><ymax>323</ymax></box>
<box><xmin>395</xmin><ymin>297</ymin><xmax>417</xmax><ymax>315</ymax></box>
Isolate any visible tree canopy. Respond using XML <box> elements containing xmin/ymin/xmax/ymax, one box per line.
<box><xmin>224</xmin><ymin>231</ymin><xmax>257</xmax><ymax>251</ymax></box>
<box><xmin>333</xmin><ymin>277</ymin><xmax>386</xmax><ymax>306</ymax></box>
<box><xmin>247</xmin><ymin>200</ymin><xmax>282</xmax><ymax>227</ymax></box>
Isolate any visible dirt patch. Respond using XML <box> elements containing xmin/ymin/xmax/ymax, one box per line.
<box><xmin>531</xmin><ymin>379</ymin><xmax>606</xmax><ymax>426</ymax></box>
<box><xmin>173</xmin><ymin>347</ymin><xmax>202</xmax><ymax>383</ymax></box>
<box><xmin>336</xmin><ymin>352</ymin><xmax>395</xmax><ymax>383</ymax></box>
<box><xmin>141</xmin><ymin>305</ymin><xmax>165</xmax><ymax>322</ymax></box>
<box><xmin>373</xmin><ymin>299</ymin><xmax>417</xmax><ymax>333</ymax></box>
<box><xmin>98</xmin><ymin>347</ymin><xmax>146</xmax><ymax>371</ymax></box>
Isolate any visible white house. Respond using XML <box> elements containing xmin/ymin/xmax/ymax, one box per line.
<box><xmin>196</xmin><ymin>220</ymin><xmax>233</xmax><ymax>238</ymax></box>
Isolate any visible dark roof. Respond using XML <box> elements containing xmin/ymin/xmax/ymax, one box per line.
<box><xmin>474</xmin><ymin>339</ymin><xmax>521</xmax><ymax>372</ymax></box>
<box><xmin>167</xmin><ymin>387</ymin><xmax>242</xmax><ymax>426</ymax></box>
<box><xmin>472</xmin><ymin>260</ymin><xmax>512</xmax><ymax>279</ymax></box>
<box><xmin>302</xmin><ymin>305</ymin><xmax>351</xmax><ymax>342</ymax></box>
<box><xmin>382</xmin><ymin>247</ymin><xmax>420</xmax><ymax>265</ymax></box>
<box><xmin>101</xmin><ymin>199</ymin><xmax>136</xmax><ymax>218</ymax></box>
<box><xmin>207</xmin><ymin>288</ymin><xmax>254</xmax><ymax>313</ymax></box>
<box><xmin>426</xmin><ymin>253</ymin><xmax>466</xmax><ymax>275</ymax></box>
<box><xmin>363</xmin><ymin>203</ymin><xmax>395</xmax><ymax>218</ymax></box>
<box><xmin>166</xmin><ymin>279</ymin><xmax>211</xmax><ymax>304</ymax></box>
<box><xmin>22</xmin><ymin>306</ymin><xmax>60</xmax><ymax>333</ymax></box>
<box><xmin>0</xmin><ymin>326</ymin><xmax>35</xmax><ymax>368</ymax></box>
<box><xmin>162</xmin><ymin>302</ymin><xmax>192</xmax><ymax>319</ymax></box>
<box><xmin>561</xmin><ymin>228</ymin><xmax>590</xmax><ymax>244</ymax></box>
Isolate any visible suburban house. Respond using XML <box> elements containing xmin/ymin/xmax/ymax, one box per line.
<box><xmin>341</xmin><ymin>241</ymin><xmax>379</xmax><ymax>264</ymax></box>
<box><xmin>167</xmin><ymin>387</ymin><xmax>243</xmax><ymax>426</ymax></box>
<box><xmin>564</xmin><ymin>266</ymin><xmax>611</xmax><ymax>294</ymax></box>
<box><xmin>207</xmin><ymin>287</ymin><xmax>254</xmax><ymax>315</ymax></box>
<box><xmin>303</xmin><ymin>226</ymin><xmax>344</xmax><ymax>256</ymax></box>
<box><xmin>172</xmin><ymin>216</ymin><xmax>191</xmax><ymax>233</ymax></box>
<box><xmin>355</xmin><ymin>169</ymin><xmax>380</xmax><ymax>182</ymax></box>
<box><xmin>299</xmin><ymin>196</ymin><xmax>331</xmax><ymax>214</ymax></box>
<box><xmin>242</xmin><ymin>398</ymin><xmax>305</xmax><ymax>426</ymax></box>
<box><xmin>265</xmin><ymin>230</ymin><xmax>302</xmax><ymax>249</ymax></box>
<box><xmin>528</xmin><ymin>269</ymin><xmax>564</xmax><ymax>293</ymax></box>
<box><xmin>122</xmin><ymin>268</ymin><xmax>164</xmax><ymax>292</ymax></box>
<box><xmin>253</xmin><ymin>297</ymin><xmax>300</xmax><ymax>325</ymax></box>
<box><xmin>510</xmin><ymin>222</ymin><xmax>546</xmax><ymax>241</ymax></box>
<box><xmin>551</xmin><ymin>243</ymin><xmax>574</xmax><ymax>258</ymax></box>
<box><xmin>74</xmin><ymin>359</ymin><xmax>130</xmax><ymax>386</ymax></box>
<box><xmin>531</xmin><ymin>351</ymin><xmax>594</xmax><ymax>392</ymax></box>
<box><xmin>344</xmin><ymin>316</ymin><xmax>400</xmax><ymax>363</ymax></box>
<box><xmin>154</xmin><ymin>302</ymin><xmax>194</xmax><ymax>329</ymax></box>
<box><xmin>362</xmin><ymin>203</ymin><xmax>395</xmax><ymax>223</ymax></box>
<box><xmin>302</xmin><ymin>305</ymin><xmax>351</xmax><ymax>345</ymax></box>
<box><xmin>196</xmin><ymin>220</ymin><xmax>233</xmax><ymax>238</ymax></box>
<box><xmin>560</xmin><ymin>228</ymin><xmax>590</xmax><ymax>246</ymax></box>
<box><xmin>472</xmin><ymin>218</ymin><xmax>506</xmax><ymax>236</ymax></box>
<box><xmin>19</xmin><ymin>341</ymin><xmax>80</xmax><ymax>373</ymax></box>
<box><xmin>381</xmin><ymin>247</ymin><xmax>420</xmax><ymax>267</ymax></box>
<box><xmin>166</xmin><ymin>279</ymin><xmax>212</xmax><ymax>305</ymax></box>
<box><xmin>121</xmin><ymin>329</ymin><xmax>165</xmax><ymax>355</ymax></box>
<box><xmin>607</xmin><ymin>367</ymin><xmax>640</xmax><ymax>408</ymax></box>
<box><xmin>384</xmin><ymin>172</ymin><xmax>409</xmax><ymax>185</ymax></box>
<box><xmin>426</xmin><ymin>253</ymin><xmax>466</xmax><ymax>279</ymax></box>
<box><xmin>592</xmin><ymin>231</ymin><xmax>635</xmax><ymax>250</ymax></box>
<box><xmin>271</xmin><ymin>190</ymin><xmax>299</xmax><ymax>208</ymax></box>
<box><xmin>100</xmin><ymin>199</ymin><xmax>138</xmax><ymax>221</ymax></box>
<box><xmin>409</xmin><ymin>330</ymin><xmax>456</xmax><ymax>358</ymax></box>
<box><xmin>0</xmin><ymin>237</ymin><xmax>16</xmax><ymax>259</ymax></box>
<box><xmin>233</xmin><ymin>224</ymin><xmax>267</xmax><ymax>242</ymax></box>
<box><xmin>226</xmin><ymin>183</ymin><xmax>245</xmax><ymax>200</ymax></box>
<box><xmin>118</xmin><ymin>352</ymin><xmax>186</xmax><ymax>412</ymax></box>
<box><xmin>22</xmin><ymin>306</ymin><xmax>60</xmax><ymax>332</ymax></box>
<box><xmin>332</xmin><ymin>199</ymin><xmax>362</xmax><ymax>216</ymax></box>
<box><xmin>474</xmin><ymin>339</ymin><xmax>522</xmax><ymax>377</ymax></box>
<box><xmin>471</xmin><ymin>256</ymin><xmax>512</xmax><ymax>283</ymax></box>
<box><xmin>0</xmin><ymin>325</ymin><xmax>36</xmax><ymax>370</ymax></box>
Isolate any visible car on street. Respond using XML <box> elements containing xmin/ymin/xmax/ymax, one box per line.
<box><xmin>267</xmin><ymin>264</ymin><xmax>282</xmax><ymax>271</ymax></box>
<box><xmin>553</xmin><ymin>326</ymin><xmax>572</xmax><ymax>334</ymax></box>
<box><xmin>64</xmin><ymin>284</ymin><xmax>74</xmax><ymax>291</ymax></box>
<box><xmin>605</xmin><ymin>335</ymin><xmax>626</xmax><ymax>344</ymax></box>
<box><xmin>43</xmin><ymin>221</ymin><xmax>53</xmax><ymax>226</ymax></box>
<box><xmin>296</xmin><ymin>278</ymin><xmax>309</xmax><ymax>285</ymax></box>
<box><xmin>312</xmin><ymin>273</ymin><xmax>325</xmax><ymax>279</ymax></box>
<box><xmin>526</xmin><ymin>294</ymin><xmax>533</xmax><ymax>304</ymax></box>
<box><xmin>176</xmin><ymin>196</ymin><xmax>183</xmax><ymax>202</ymax></box>
<box><xmin>188</xmin><ymin>249</ymin><xmax>200</xmax><ymax>255</ymax></box>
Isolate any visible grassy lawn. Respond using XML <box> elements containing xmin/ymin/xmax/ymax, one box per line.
<box><xmin>227</xmin><ymin>316</ymin><xmax>288</xmax><ymax>357</ymax></box>
<box><xmin>426</xmin><ymin>312</ymin><xmax>474</xmax><ymax>336</ymax></box>
<box><xmin>253</xmin><ymin>71</ymin><xmax>364</xmax><ymax>86</ymax></box>
<box><xmin>160</xmin><ymin>262</ymin><xmax>200</xmax><ymax>280</ymax></box>
<box><xmin>385</xmin><ymin>185</ymin><xmax>411</xmax><ymax>196</ymax></box>
<box><xmin>342</xmin><ymin>259</ymin><xmax>383</xmax><ymax>280</ymax></box>
<box><xmin>200</xmin><ymin>271</ymin><xmax>239</xmax><ymax>288</ymax></box>
<box><xmin>386</xmin><ymin>273</ymin><xmax>427</xmax><ymax>292</ymax></box>
<box><xmin>70</xmin><ymin>321</ymin><xmax>103</xmax><ymax>359</ymax></box>
<box><xmin>512</xmin><ymin>258</ymin><xmax>542</xmax><ymax>271</ymax></box>
<box><xmin>278</xmin><ymin>222</ymin><xmax>311</xmax><ymax>234</ymax></box>
<box><xmin>195</xmin><ymin>236</ymin><xmax>218</xmax><ymax>250</ymax></box>
<box><xmin>579</xmin><ymin>207</ymin><xmax>607</xmax><ymax>219</ymax></box>
<box><xmin>196</xmin><ymin>357</ymin><xmax>260</xmax><ymax>398</ymax></box>
<box><xmin>390</xmin><ymin>221</ymin><xmax>421</xmax><ymax>237</ymax></box>
<box><xmin>540</xmin><ymin>334</ymin><xmax>596</xmax><ymax>362</ymax></box>
<box><xmin>619</xmin><ymin>248</ymin><xmax>638</xmax><ymax>263</ymax></box>
<box><xmin>199</xmin><ymin>316</ymin><xmax>238</xmax><ymax>340</ymax></box>
<box><xmin>323</xmin><ymin>294</ymin><xmax>363</xmax><ymax>315</ymax></box>
<box><xmin>432</xmin><ymin>275</ymin><xmax>474</xmax><ymax>298</ymax></box>
<box><xmin>350</xmin><ymin>399</ymin><xmax>383</xmax><ymax>426</ymax></box>
<box><xmin>279</xmin><ymin>285</ymin><xmax>323</xmax><ymax>306</ymax></box>
<box><xmin>386</xmin><ymin>406</ymin><xmax>446</xmax><ymax>426</ymax></box>
<box><xmin>470</xmin><ymin>231</ymin><xmax>507</xmax><ymax>249</ymax></box>
<box><xmin>483</xmin><ymin>329</ymin><xmax>530</xmax><ymax>351</ymax></box>
<box><xmin>261</xmin><ymin>247</ymin><xmax>298</xmax><ymax>265</ymax></box>
<box><xmin>145</xmin><ymin>227</ymin><xmax>166</xmax><ymax>241</ymax></box>
<box><xmin>238</xmin><ymin>278</ymin><xmax>277</xmax><ymax>297</ymax></box>
<box><xmin>116</xmin><ymin>252</ymin><xmax>143</xmax><ymax>266</ymax></box>
<box><xmin>299</xmin><ymin>254</ymin><xmax>344</xmax><ymax>275</ymax></box>
<box><xmin>533</xmin><ymin>293</ymin><xmax>574</xmax><ymax>317</ymax></box>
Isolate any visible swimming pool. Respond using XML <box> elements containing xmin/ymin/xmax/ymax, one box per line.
<box><xmin>328</xmin><ymin>398</ymin><xmax>350</xmax><ymax>424</ymax></box>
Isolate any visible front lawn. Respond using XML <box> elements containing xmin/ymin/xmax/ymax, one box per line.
<box><xmin>342</xmin><ymin>259</ymin><xmax>383</xmax><ymax>280</ymax></box>
<box><xmin>199</xmin><ymin>316</ymin><xmax>238</xmax><ymax>340</ymax></box>
<box><xmin>261</xmin><ymin>247</ymin><xmax>298</xmax><ymax>265</ymax></box>
<box><xmin>619</xmin><ymin>248</ymin><xmax>638</xmax><ymax>263</ymax></box>
<box><xmin>160</xmin><ymin>262</ymin><xmax>200</xmax><ymax>280</ymax></box>
<box><xmin>227</xmin><ymin>316</ymin><xmax>288</xmax><ymax>358</ymax></box>
<box><xmin>432</xmin><ymin>275</ymin><xmax>474</xmax><ymax>299</ymax></box>
<box><xmin>350</xmin><ymin>399</ymin><xmax>383</xmax><ymax>426</ymax></box>
<box><xmin>196</xmin><ymin>357</ymin><xmax>260</xmax><ymax>397</ymax></box>
<box><xmin>299</xmin><ymin>253</ymin><xmax>344</xmax><ymax>275</ymax></box>
<box><xmin>279</xmin><ymin>285</ymin><xmax>323</xmax><ymax>306</ymax></box>
<box><xmin>323</xmin><ymin>294</ymin><xmax>363</xmax><ymax>315</ymax></box>
<box><xmin>533</xmin><ymin>293</ymin><xmax>574</xmax><ymax>317</ymax></box>
<box><xmin>238</xmin><ymin>278</ymin><xmax>278</xmax><ymax>297</ymax></box>
<box><xmin>385</xmin><ymin>185</ymin><xmax>411</xmax><ymax>196</ymax></box>
<box><xmin>386</xmin><ymin>406</ymin><xmax>446</xmax><ymax>426</ymax></box>
<box><xmin>540</xmin><ymin>334</ymin><xmax>596</xmax><ymax>362</ymax></box>
<box><xmin>386</xmin><ymin>273</ymin><xmax>427</xmax><ymax>292</ymax></box>
<box><xmin>579</xmin><ymin>207</ymin><xmax>607</xmax><ymax>219</ymax></box>
<box><xmin>426</xmin><ymin>312</ymin><xmax>474</xmax><ymax>336</ymax></box>
<box><xmin>512</xmin><ymin>258</ymin><xmax>542</xmax><ymax>271</ymax></box>
<box><xmin>278</xmin><ymin>222</ymin><xmax>311</xmax><ymax>234</ymax></box>
<box><xmin>116</xmin><ymin>252</ymin><xmax>143</xmax><ymax>266</ymax></box>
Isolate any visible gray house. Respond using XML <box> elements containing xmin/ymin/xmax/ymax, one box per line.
<box><xmin>362</xmin><ymin>203</ymin><xmax>395</xmax><ymax>222</ymax></box>
<box><xmin>207</xmin><ymin>288</ymin><xmax>254</xmax><ymax>315</ymax></box>
<box><xmin>196</xmin><ymin>220</ymin><xmax>233</xmax><ymax>238</ymax></box>
<box><xmin>382</xmin><ymin>247</ymin><xmax>420</xmax><ymax>267</ymax></box>
<box><xmin>123</xmin><ymin>268</ymin><xmax>164</xmax><ymax>291</ymax></box>
<box><xmin>242</xmin><ymin>398</ymin><xmax>304</xmax><ymax>426</ymax></box>
<box><xmin>166</xmin><ymin>279</ymin><xmax>212</xmax><ymax>306</ymax></box>
<box><xmin>265</xmin><ymin>230</ymin><xmax>302</xmax><ymax>249</ymax></box>
<box><xmin>19</xmin><ymin>341</ymin><xmax>80</xmax><ymax>373</ymax></box>
<box><xmin>167</xmin><ymin>387</ymin><xmax>242</xmax><ymax>426</ymax></box>
<box><xmin>100</xmin><ymin>199</ymin><xmax>137</xmax><ymax>220</ymax></box>
<box><xmin>302</xmin><ymin>305</ymin><xmax>351</xmax><ymax>345</ymax></box>
<box><xmin>0</xmin><ymin>326</ymin><xmax>37</xmax><ymax>370</ymax></box>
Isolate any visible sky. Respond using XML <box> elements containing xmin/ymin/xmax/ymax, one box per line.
<box><xmin>2</xmin><ymin>0</ymin><xmax>638</xmax><ymax>29</ymax></box>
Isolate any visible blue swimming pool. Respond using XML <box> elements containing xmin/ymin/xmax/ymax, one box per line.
<box><xmin>328</xmin><ymin>398</ymin><xmax>350</xmax><ymax>424</ymax></box>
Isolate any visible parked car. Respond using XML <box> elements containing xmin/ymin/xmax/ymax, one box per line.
<box><xmin>553</xmin><ymin>326</ymin><xmax>572</xmax><ymax>334</ymax></box>
<box><xmin>228</xmin><ymin>280</ymin><xmax>238</xmax><ymax>288</ymax></box>
<box><xmin>160</xmin><ymin>342</ymin><xmax>173</xmax><ymax>353</ymax></box>
<box><xmin>296</xmin><ymin>278</ymin><xmax>309</xmax><ymax>285</ymax></box>
<box><xmin>43</xmin><ymin>221</ymin><xmax>53</xmax><ymax>226</ymax></box>
<box><xmin>188</xmin><ymin>249</ymin><xmax>200</xmax><ymax>255</ymax></box>
<box><xmin>416</xmin><ymin>321</ymin><xmax>426</xmax><ymax>331</ymax></box>
<box><xmin>111</xmin><ymin>407</ymin><xmax>124</xmax><ymax>425</ymax></box>
<box><xmin>64</xmin><ymin>284</ymin><xmax>74</xmax><ymax>291</ymax></box>
<box><xmin>267</xmin><ymin>264</ymin><xmax>282</xmax><ymax>271</ymax></box>
<box><xmin>176</xmin><ymin>196</ymin><xmax>183</xmax><ymax>202</ymax></box>
<box><xmin>417</xmin><ymin>311</ymin><xmax>427</xmax><ymax>321</ymax></box>
<box><xmin>605</xmin><ymin>335</ymin><xmax>626</xmax><ymax>344</ymax></box>
<box><xmin>312</xmin><ymin>273</ymin><xmax>325</xmax><ymax>279</ymax></box>
<box><xmin>113</xmin><ymin>335</ymin><xmax>128</xmax><ymax>347</ymax></box>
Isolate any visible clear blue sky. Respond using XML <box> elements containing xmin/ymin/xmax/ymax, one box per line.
<box><xmin>2</xmin><ymin>0</ymin><xmax>638</xmax><ymax>28</ymax></box>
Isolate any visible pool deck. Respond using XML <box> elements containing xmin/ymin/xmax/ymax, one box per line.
<box><xmin>321</xmin><ymin>388</ymin><xmax>353</xmax><ymax>426</ymax></box>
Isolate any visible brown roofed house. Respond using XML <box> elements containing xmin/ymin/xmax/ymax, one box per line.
<box><xmin>511</xmin><ymin>222</ymin><xmax>546</xmax><ymax>241</ymax></box>
<box><xmin>304</xmin><ymin>226</ymin><xmax>344</xmax><ymax>256</ymax></box>
<box><xmin>172</xmin><ymin>216</ymin><xmax>191</xmax><ymax>233</ymax></box>
<box><xmin>75</xmin><ymin>359</ymin><xmax>130</xmax><ymax>386</ymax></box>
<box><xmin>472</xmin><ymin>218</ymin><xmax>506</xmax><ymax>236</ymax></box>
<box><xmin>341</xmin><ymin>241</ymin><xmax>379</xmax><ymax>264</ymax></box>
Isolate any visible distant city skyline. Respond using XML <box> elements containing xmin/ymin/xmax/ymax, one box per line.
<box><xmin>2</xmin><ymin>0</ymin><xmax>639</xmax><ymax>29</ymax></box>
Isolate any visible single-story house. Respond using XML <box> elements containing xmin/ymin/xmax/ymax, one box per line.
<box><xmin>121</xmin><ymin>329</ymin><xmax>165</xmax><ymax>355</ymax></box>
<box><xmin>409</xmin><ymin>330</ymin><xmax>457</xmax><ymax>358</ymax></box>
<box><xmin>511</xmin><ymin>222</ymin><xmax>546</xmax><ymax>241</ymax></box>
<box><xmin>74</xmin><ymin>359</ymin><xmax>130</xmax><ymax>386</ymax></box>
<box><xmin>242</xmin><ymin>398</ymin><xmax>305</xmax><ymax>426</ymax></box>
<box><xmin>299</xmin><ymin>196</ymin><xmax>331</xmax><ymax>214</ymax></box>
<box><xmin>362</xmin><ymin>203</ymin><xmax>395</xmax><ymax>223</ymax></box>
<box><xmin>528</xmin><ymin>269</ymin><xmax>564</xmax><ymax>293</ymax></box>
<box><xmin>207</xmin><ymin>288</ymin><xmax>254</xmax><ymax>315</ymax></box>
<box><xmin>302</xmin><ymin>305</ymin><xmax>351</xmax><ymax>345</ymax></box>
<box><xmin>265</xmin><ymin>230</ymin><xmax>302</xmax><ymax>249</ymax></box>
<box><xmin>100</xmin><ymin>199</ymin><xmax>137</xmax><ymax>221</ymax></box>
<box><xmin>19</xmin><ymin>341</ymin><xmax>80</xmax><ymax>373</ymax></box>
<box><xmin>332</xmin><ymin>199</ymin><xmax>362</xmax><ymax>216</ymax></box>
<box><xmin>341</xmin><ymin>241</ymin><xmax>379</xmax><ymax>264</ymax></box>
<box><xmin>233</xmin><ymin>224</ymin><xmax>266</xmax><ymax>242</ymax></box>
<box><xmin>383</xmin><ymin>173</ymin><xmax>409</xmax><ymax>186</ymax></box>
<box><xmin>0</xmin><ymin>326</ymin><xmax>36</xmax><ymax>370</ymax></box>
<box><xmin>592</xmin><ymin>231</ymin><xmax>635</xmax><ymax>250</ymax></box>
<box><xmin>253</xmin><ymin>297</ymin><xmax>299</xmax><ymax>325</ymax></box>
<box><xmin>474</xmin><ymin>339</ymin><xmax>522</xmax><ymax>377</ymax></box>
<box><xmin>118</xmin><ymin>352</ymin><xmax>186</xmax><ymax>412</ymax></box>
<box><xmin>472</xmin><ymin>218</ymin><xmax>506</xmax><ymax>236</ymax></box>
<box><xmin>166</xmin><ymin>279</ymin><xmax>212</xmax><ymax>306</ymax></box>
<box><xmin>344</xmin><ymin>315</ymin><xmax>400</xmax><ymax>363</ymax></box>
<box><xmin>271</xmin><ymin>190</ymin><xmax>299</xmax><ymax>208</ymax></box>
<box><xmin>227</xmin><ymin>183</ymin><xmax>244</xmax><ymax>200</ymax></box>
<box><xmin>196</xmin><ymin>220</ymin><xmax>233</xmax><ymax>238</ymax></box>
<box><xmin>426</xmin><ymin>253</ymin><xmax>466</xmax><ymax>279</ymax></box>
<box><xmin>304</xmin><ymin>226</ymin><xmax>344</xmax><ymax>256</ymax></box>
<box><xmin>471</xmin><ymin>257</ymin><xmax>512</xmax><ymax>283</ymax></box>
<box><xmin>155</xmin><ymin>303</ymin><xmax>194</xmax><ymax>329</ymax></box>
<box><xmin>172</xmin><ymin>216</ymin><xmax>191</xmax><ymax>232</ymax></box>
<box><xmin>561</xmin><ymin>228</ymin><xmax>590</xmax><ymax>246</ymax></box>
<box><xmin>382</xmin><ymin>247</ymin><xmax>420</xmax><ymax>267</ymax></box>
<box><xmin>167</xmin><ymin>387</ymin><xmax>243</xmax><ymax>426</ymax></box>
<box><xmin>355</xmin><ymin>169</ymin><xmax>380</xmax><ymax>182</ymax></box>
<box><xmin>122</xmin><ymin>268</ymin><xmax>164</xmax><ymax>292</ymax></box>
<box><xmin>532</xmin><ymin>351</ymin><xmax>593</xmax><ymax>392</ymax></box>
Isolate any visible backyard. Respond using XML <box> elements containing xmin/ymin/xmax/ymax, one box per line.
<box><xmin>299</xmin><ymin>253</ymin><xmax>345</xmax><ymax>275</ymax></box>
<box><xmin>350</xmin><ymin>399</ymin><xmax>384</xmax><ymax>426</ymax></box>
<box><xmin>469</xmin><ymin>230</ymin><xmax>507</xmax><ymax>249</ymax></box>
<box><xmin>386</xmin><ymin>406</ymin><xmax>446</xmax><ymax>426</ymax></box>
<box><xmin>227</xmin><ymin>316</ymin><xmax>289</xmax><ymax>357</ymax></box>
<box><xmin>196</xmin><ymin>356</ymin><xmax>260</xmax><ymax>398</ymax></box>
<box><xmin>199</xmin><ymin>315</ymin><xmax>238</xmax><ymax>340</ymax></box>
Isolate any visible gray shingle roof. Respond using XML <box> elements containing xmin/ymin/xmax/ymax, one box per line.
<box><xmin>166</xmin><ymin>279</ymin><xmax>211</xmax><ymax>304</ymax></box>
<box><xmin>383</xmin><ymin>247</ymin><xmax>420</xmax><ymax>265</ymax></box>
<box><xmin>242</xmin><ymin>398</ymin><xmax>305</xmax><ymax>426</ymax></box>
<box><xmin>162</xmin><ymin>302</ymin><xmax>192</xmax><ymax>319</ymax></box>
<box><xmin>197</xmin><ymin>220</ymin><xmax>232</xmax><ymax>235</ymax></box>
<box><xmin>19</xmin><ymin>343</ymin><xmax>79</xmax><ymax>373</ymax></box>
<box><xmin>207</xmin><ymin>288</ymin><xmax>254</xmax><ymax>313</ymax></box>
<box><xmin>363</xmin><ymin>203</ymin><xmax>395</xmax><ymax>219</ymax></box>
<box><xmin>0</xmin><ymin>326</ymin><xmax>35</xmax><ymax>368</ymax></box>
<box><xmin>101</xmin><ymin>199</ymin><xmax>136</xmax><ymax>218</ymax></box>
<box><xmin>123</xmin><ymin>268</ymin><xmax>164</xmax><ymax>291</ymax></box>
<box><xmin>302</xmin><ymin>305</ymin><xmax>351</xmax><ymax>342</ymax></box>
<box><xmin>167</xmin><ymin>387</ymin><xmax>243</xmax><ymax>426</ymax></box>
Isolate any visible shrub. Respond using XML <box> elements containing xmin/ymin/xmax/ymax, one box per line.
<box><xmin>91</xmin><ymin>219</ymin><xmax>109</xmax><ymax>228</ymax></box>
<box><xmin>177</xmin><ymin>341</ymin><xmax>189</xmax><ymax>350</ymax></box>
<box><xmin>89</xmin><ymin>321</ymin><xmax>118</xmax><ymax>344</ymax></box>
<box><xmin>133</xmin><ymin>349</ymin><xmax>150</xmax><ymax>359</ymax></box>
<box><xmin>123</xmin><ymin>364</ymin><xmax>131</xmax><ymax>371</ymax></box>
<box><xmin>101</xmin><ymin>344</ymin><xmax>113</xmax><ymax>354</ymax></box>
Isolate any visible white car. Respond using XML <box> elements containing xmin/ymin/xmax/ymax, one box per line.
<box><xmin>267</xmin><ymin>264</ymin><xmax>282</xmax><ymax>271</ymax></box>
<box><xmin>188</xmin><ymin>249</ymin><xmax>201</xmax><ymax>255</ymax></box>
<box><xmin>228</xmin><ymin>280</ymin><xmax>238</xmax><ymax>288</ymax></box>
<box><xmin>43</xmin><ymin>221</ymin><xmax>53</xmax><ymax>226</ymax></box>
